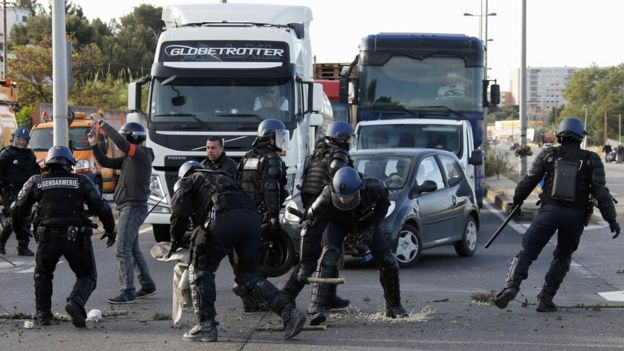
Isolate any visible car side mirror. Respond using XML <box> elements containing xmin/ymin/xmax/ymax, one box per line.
<box><xmin>469</xmin><ymin>149</ymin><xmax>484</xmax><ymax>165</ymax></box>
<box><xmin>409</xmin><ymin>180</ymin><xmax>438</xmax><ymax>198</ymax></box>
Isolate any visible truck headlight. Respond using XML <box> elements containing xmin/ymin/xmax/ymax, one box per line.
<box><xmin>385</xmin><ymin>201</ymin><xmax>395</xmax><ymax>219</ymax></box>
<box><xmin>149</xmin><ymin>174</ymin><xmax>167</xmax><ymax>204</ymax></box>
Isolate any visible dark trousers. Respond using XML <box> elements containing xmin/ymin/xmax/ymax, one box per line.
<box><xmin>0</xmin><ymin>187</ymin><xmax>31</xmax><ymax>249</ymax></box>
<box><xmin>34</xmin><ymin>230</ymin><xmax>97</xmax><ymax>314</ymax></box>
<box><xmin>510</xmin><ymin>204</ymin><xmax>585</xmax><ymax>295</ymax></box>
<box><xmin>189</xmin><ymin>208</ymin><xmax>289</xmax><ymax>322</ymax></box>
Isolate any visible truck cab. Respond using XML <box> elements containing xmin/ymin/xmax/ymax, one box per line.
<box><xmin>353</xmin><ymin>118</ymin><xmax>483</xmax><ymax>200</ymax></box>
<box><xmin>0</xmin><ymin>79</ymin><xmax>19</xmax><ymax>147</ymax></box>
<box><xmin>127</xmin><ymin>4</ymin><xmax>326</xmax><ymax>241</ymax></box>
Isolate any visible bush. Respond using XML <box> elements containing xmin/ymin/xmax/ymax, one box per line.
<box><xmin>485</xmin><ymin>149</ymin><xmax>518</xmax><ymax>181</ymax></box>
<box><xmin>16</xmin><ymin>104</ymin><xmax>34</xmax><ymax>129</ymax></box>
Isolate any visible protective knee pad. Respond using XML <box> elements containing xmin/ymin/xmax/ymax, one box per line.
<box><xmin>239</xmin><ymin>274</ymin><xmax>289</xmax><ymax>314</ymax></box>
<box><xmin>377</xmin><ymin>249</ymin><xmax>399</xmax><ymax>273</ymax></box>
<box><xmin>317</xmin><ymin>245</ymin><xmax>341</xmax><ymax>271</ymax></box>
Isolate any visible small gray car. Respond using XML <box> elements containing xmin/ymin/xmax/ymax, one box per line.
<box><xmin>351</xmin><ymin>148</ymin><xmax>480</xmax><ymax>267</ymax></box>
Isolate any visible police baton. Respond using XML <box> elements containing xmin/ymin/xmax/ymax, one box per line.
<box><xmin>147</xmin><ymin>195</ymin><xmax>167</xmax><ymax>216</ymax></box>
<box><xmin>0</xmin><ymin>253</ymin><xmax>17</xmax><ymax>267</ymax></box>
<box><xmin>485</xmin><ymin>204</ymin><xmax>521</xmax><ymax>249</ymax></box>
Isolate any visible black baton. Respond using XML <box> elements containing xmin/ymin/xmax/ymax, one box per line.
<box><xmin>485</xmin><ymin>204</ymin><xmax>521</xmax><ymax>249</ymax></box>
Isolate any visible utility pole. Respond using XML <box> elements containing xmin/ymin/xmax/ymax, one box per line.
<box><xmin>52</xmin><ymin>0</ymin><xmax>68</xmax><ymax>147</ymax></box>
<box><xmin>3</xmin><ymin>0</ymin><xmax>7</xmax><ymax>79</ymax></box>
<box><xmin>519</xmin><ymin>0</ymin><xmax>527</xmax><ymax>177</ymax></box>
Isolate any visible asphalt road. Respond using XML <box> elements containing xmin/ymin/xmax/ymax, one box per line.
<box><xmin>2</xmin><ymin>181</ymin><xmax>624</xmax><ymax>350</ymax></box>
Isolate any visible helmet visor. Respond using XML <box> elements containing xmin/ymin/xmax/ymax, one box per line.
<box><xmin>274</xmin><ymin>129</ymin><xmax>290</xmax><ymax>151</ymax></box>
<box><xmin>331</xmin><ymin>190</ymin><xmax>361</xmax><ymax>210</ymax></box>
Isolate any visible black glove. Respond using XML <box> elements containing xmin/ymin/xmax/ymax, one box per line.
<box><xmin>166</xmin><ymin>240</ymin><xmax>181</xmax><ymax>259</ymax></box>
<box><xmin>100</xmin><ymin>232</ymin><xmax>116</xmax><ymax>248</ymax></box>
<box><xmin>609</xmin><ymin>221</ymin><xmax>621</xmax><ymax>239</ymax></box>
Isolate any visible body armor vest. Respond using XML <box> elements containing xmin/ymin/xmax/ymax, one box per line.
<box><xmin>541</xmin><ymin>146</ymin><xmax>592</xmax><ymax>210</ymax></box>
<box><xmin>301</xmin><ymin>141</ymin><xmax>351</xmax><ymax>197</ymax></box>
<box><xmin>36</xmin><ymin>173</ymin><xmax>86</xmax><ymax>226</ymax></box>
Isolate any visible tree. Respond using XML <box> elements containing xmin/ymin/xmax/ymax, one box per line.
<box><xmin>487</xmin><ymin>105</ymin><xmax>519</xmax><ymax>123</ymax></box>
<box><xmin>9</xmin><ymin>44</ymin><xmax>53</xmax><ymax>105</ymax></box>
<box><xmin>16</xmin><ymin>0</ymin><xmax>43</xmax><ymax>17</ymax></box>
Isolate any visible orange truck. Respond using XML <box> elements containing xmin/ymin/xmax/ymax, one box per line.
<box><xmin>0</xmin><ymin>79</ymin><xmax>19</xmax><ymax>146</ymax></box>
<box><xmin>29</xmin><ymin>104</ymin><xmax>127</xmax><ymax>193</ymax></box>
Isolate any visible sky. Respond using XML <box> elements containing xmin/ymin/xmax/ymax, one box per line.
<box><xmin>77</xmin><ymin>0</ymin><xmax>624</xmax><ymax>91</ymax></box>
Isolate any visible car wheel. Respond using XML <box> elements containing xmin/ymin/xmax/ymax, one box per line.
<box><xmin>153</xmin><ymin>224</ymin><xmax>170</xmax><ymax>243</ymax></box>
<box><xmin>454</xmin><ymin>216</ymin><xmax>477</xmax><ymax>257</ymax></box>
<box><xmin>394</xmin><ymin>224</ymin><xmax>422</xmax><ymax>267</ymax></box>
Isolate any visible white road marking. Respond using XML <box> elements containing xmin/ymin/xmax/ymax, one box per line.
<box><xmin>598</xmin><ymin>290</ymin><xmax>624</xmax><ymax>302</ymax></box>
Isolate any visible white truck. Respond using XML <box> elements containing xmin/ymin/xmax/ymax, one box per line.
<box><xmin>127</xmin><ymin>4</ymin><xmax>327</xmax><ymax>242</ymax></box>
<box><xmin>352</xmin><ymin>118</ymin><xmax>483</xmax><ymax>200</ymax></box>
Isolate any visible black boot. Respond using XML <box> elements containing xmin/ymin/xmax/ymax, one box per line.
<box><xmin>65</xmin><ymin>300</ymin><xmax>87</xmax><ymax>328</ymax></box>
<box><xmin>536</xmin><ymin>291</ymin><xmax>557</xmax><ymax>312</ymax></box>
<box><xmin>379</xmin><ymin>256</ymin><xmax>408</xmax><ymax>318</ymax></box>
<box><xmin>186</xmin><ymin>264</ymin><xmax>219</xmax><ymax>342</ymax></box>
<box><xmin>493</xmin><ymin>256</ymin><xmax>522</xmax><ymax>309</ymax></box>
<box><xmin>233</xmin><ymin>283</ymin><xmax>269</xmax><ymax>313</ymax></box>
<box><xmin>35</xmin><ymin>310</ymin><xmax>53</xmax><ymax>326</ymax></box>
<box><xmin>18</xmin><ymin>246</ymin><xmax>34</xmax><ymax>256</ymax></box>
<box><xmin>183</xmin><ymin>320</ymin><xmax>218</xmax><ymax>342</ymax></box>
<box><xmin>325</xmin><ymin>267</ymin><xmax>349</xmax><ymax>310</ymax></box>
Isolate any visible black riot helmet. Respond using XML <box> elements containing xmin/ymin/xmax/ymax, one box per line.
<box><xmin>256</xmin><ymin>119</ymin><xmax>290</xmax><ymax>151</ymax></box>
<box><xmin>556</xmin><ymin>117</ymin><xmax>586</xmax><ymax>143</ymax></box>
<box><xmin>331</xmin><ymin>167</ymin><xmax>363</xmax><ymax>210</ymax></box>
<box><xmin>45</xmin><ymin>145</ymin><xmax>75</xmax><ymax>171</ymax></box>
<box><xmin>178</xmin><ymin>160</ymin><xmax>204</xmax><ymax>179</ymax></box>
<box><xmin>119</xmin><ymin>122</ymin><xmax>147</xmax><ymax>144</ymax></box>
<box><xmin>325</xmin><ymin>121</ymin><xmax>354</xmax><ymax>145</ymax></box>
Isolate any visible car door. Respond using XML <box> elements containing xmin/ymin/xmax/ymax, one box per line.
<box><xmin>438</xmin><ymin>154</ymin><xmax>468</xmax><ymax>238</ymax></box>
<box><xmin>415</xmin><ymin>155</ymin><xmax>454</xmax><ymax>245</ymax></box>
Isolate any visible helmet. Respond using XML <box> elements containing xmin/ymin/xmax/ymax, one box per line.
<box><xmin>178</xmin><ymin>160</ymin><xmax>204</xmax><ymax>179</ymax></box>
<box><xmin>119</xmin><ymin>122</ymin><xmax>147</xmax><ymax>144</ymax></box>
<box><xmin>556</xmin><ymin>117</ymin><xmax>586</xmax><ymax>142</ymax></box>
<box><xmin>13</xmin><ymin>127</ymin><xmax>30</xmax><ymax>146</ymax></box>
<box><xmin>325</xmin><ymin>121</ymin><xmax>354</xmax><ymax>145</ymax></box>
<box><xmin>45</xmin><ymin>146</ymin><xmax>75</xmax><ymax>167</ymax></box>
<box><xmin>257</xmin><ymin>119</ymin><xmax>289</xmax><ymax>151</ymax></box>
<box><xmin>331</xmin><ymin>167</ymin><xmax>363</xmax><ymax>210</ymax></box>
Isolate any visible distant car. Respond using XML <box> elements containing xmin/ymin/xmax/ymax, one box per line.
<box><xmin>351</xmin><ymin>148</ymin><xmax>480</xmax><ymax>267</ymax></box>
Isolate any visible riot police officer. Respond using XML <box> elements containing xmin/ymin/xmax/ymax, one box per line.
<box><xmin>493</xmin><ymin>118</ymin><xmax>620</xmax><ymax>312</ymax></box>
<box><xmin>0</xmin><ymin>127</ymin><xmax>39</xmax><ymax>256</ymax></box>
<box><xmin>305</xmin><ymin>167</ymin><xmax>409</xmax><ymax>325</ymax></box>
<box><xmin>202</xmin><ymin>136</ymin><xmax>238</xmax><ymax>177</ymax></box>
<box><xmin>236</xmin><ymin>119</ymin><xmax>289</xmax><ymax>312</ymax></box>
<box><xmin>12</xmin><ymin>146</ymin><xmax>115</xmax><ymax>327</ymax></box>
<box><xmin>169</xmin><ymin>169</ymin><xmax>306</xmax><ymax>342</ymax></box>
<box><xmin>282</xmin><ymin>121</ymin><xmax>354</xmax><ymax>308</ymax></box>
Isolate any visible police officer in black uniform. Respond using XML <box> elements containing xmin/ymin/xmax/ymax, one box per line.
<box><xmin>236</xmin><ymin>119</ymin><xmax>289</xmax><ymax>312</ymax></box>
<box><xmin>169</xmin><ymin>169</ymin><xmax>305</xmax><ymax>342</ymax></box>
<box><xmin>493</xmin><ymin>118</ymin><xmax>620</xmax><ymax>312</ymax></box>
<box><xmin>12</xmin><ymin>146</ymin><xmax>115</xmax><ymax>327</ymax></box>
<box><xmin>202</xmin><ymin>136</ymin><xmax>238</xmax><ymax>177</ymax></box>
<box><xmin>282</xmin><ymin>121</ymin><xmax>354</xmax><ymax>308</ymax></box>
<box><xmin>0</xmin><ymin>127</ymin><xmax>39</xmax><ymax>256</ymax></box>
<box><xmin>305</xmin><ymin>167</ymin><xmax>409</xmax><ymax>325</ymax></box>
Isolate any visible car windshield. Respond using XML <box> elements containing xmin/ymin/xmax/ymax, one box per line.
<box><xmin>359</xmin><ymin>56</ymin><xmax>483</xmax><ymax>113</ymax></box>
<box><xmin>29</xmin><ymin>127</ymin><xmax>92</xmax><ymax>151</ymax></box>
<box><xmin>353</xmin><ymin>156</ymin><xmax>413</xmax><ymax>190</ymax></box>
<box><xmin>356</xmin><ymin>124</ymin><xmax>463</xmax><ymax>157</ymax></box>
<box><xmin>150</xmin><ymin>77</ymin><xmax>294</xmax><ymax>125</ymax></box>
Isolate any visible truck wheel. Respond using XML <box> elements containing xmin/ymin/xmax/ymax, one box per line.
<box><xmin>454</xmin><ymin>216</ymin><xmax>478</xmax><ymax>257</ymax></box>
<box><xmin>153</xmin><ymin>224</ymin><xmax>170</xmax><ymax>243</ymax></box>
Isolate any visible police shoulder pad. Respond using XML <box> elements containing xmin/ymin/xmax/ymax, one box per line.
<box><xmin>173</xmin><ymin>177</ymin><xmax>193</xmax><ymax>194</ymax></box>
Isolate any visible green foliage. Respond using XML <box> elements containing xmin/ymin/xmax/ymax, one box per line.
<box><xmin>561</xmin><ymin>65</ymin><xmax>624</xmax><ymax>145</ymax></box>
<box><xmin>487</xmin><ymin>105</ymin><xmax>519</xmax><ymax>124</ymax></box>
<box><xmin>16</xmin><ymin>104</ymin><xmax>34</xmax><ymax>129</ymax></box>
<box><xmin>69</xmin><ymin>74</ymin><xmax>128</xmax><ymax>110</ymax></box>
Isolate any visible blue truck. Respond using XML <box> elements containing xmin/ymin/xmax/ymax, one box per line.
<box><xmin>341</xmin><ymin>33</ymin><xmax>500</xmax><ymax>206</ymax></box>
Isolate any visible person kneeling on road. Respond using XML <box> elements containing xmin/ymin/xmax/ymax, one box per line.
<box><xmin>168</xmin><ymin>168</ymin><xmax>306</xmax><ymax>342</ymax></box>
<box><xmin>12</xmin><ymin>146</ymin><xmax>116</xmax><ymax>328</ymax></box>
<box><xmin>304</xmin><ymin>167</ymin><xmax>409</xmax><ymax>325</ymax></box>
<box><xmin>493</xmin><ymin>117</ymin><xmax>620</xmax><ymax>312</ymax></box>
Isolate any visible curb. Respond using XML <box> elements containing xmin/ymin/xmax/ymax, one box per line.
<box><xmin>483</xmin><ymin>183</ymin><xmax>538</xmax><ymax>221</ymax></box>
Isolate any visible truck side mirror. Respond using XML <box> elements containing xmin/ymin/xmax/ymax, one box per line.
<box><xmin>310</xmin><ymin>83</ymin><xmax>324</xmax><ymax>113</ymax></box>
<box><xmin>490</xmin><ymin>84</ymin><xmax>500</xmax><ymax>106</ymax></box>
<box><xmin>469</xmin><ymin>149</ymin><xmax>484</xmax><ymax>165</ymax></box>
<box><xmin>339</xmin><ymin>76</ymin><xmax>349</xmax><ymax>104</ymax></box>
<box><xmin>128</xmin><ymin>82</ymin><xmax>141</xmax><ymax>112</ymax></box>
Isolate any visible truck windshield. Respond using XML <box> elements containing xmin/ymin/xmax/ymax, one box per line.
<box><xmin>359</xmin><ymin>56</ymin><xmax>483</xmax><ymax>113</ymax></box>
<box><xmin>356</xmin><ymin>124</ymin><xmax>463</xmax><ymax>158</ymax></box>
<box><xmin>150</xmin><ymin>77</ymin><xmax>294</xmax><ymax>124</ymax></box>
<box><xmin>29</xmin><ymin>127</ymin><xmax>92</xmax><ymax>151</ymax></box>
